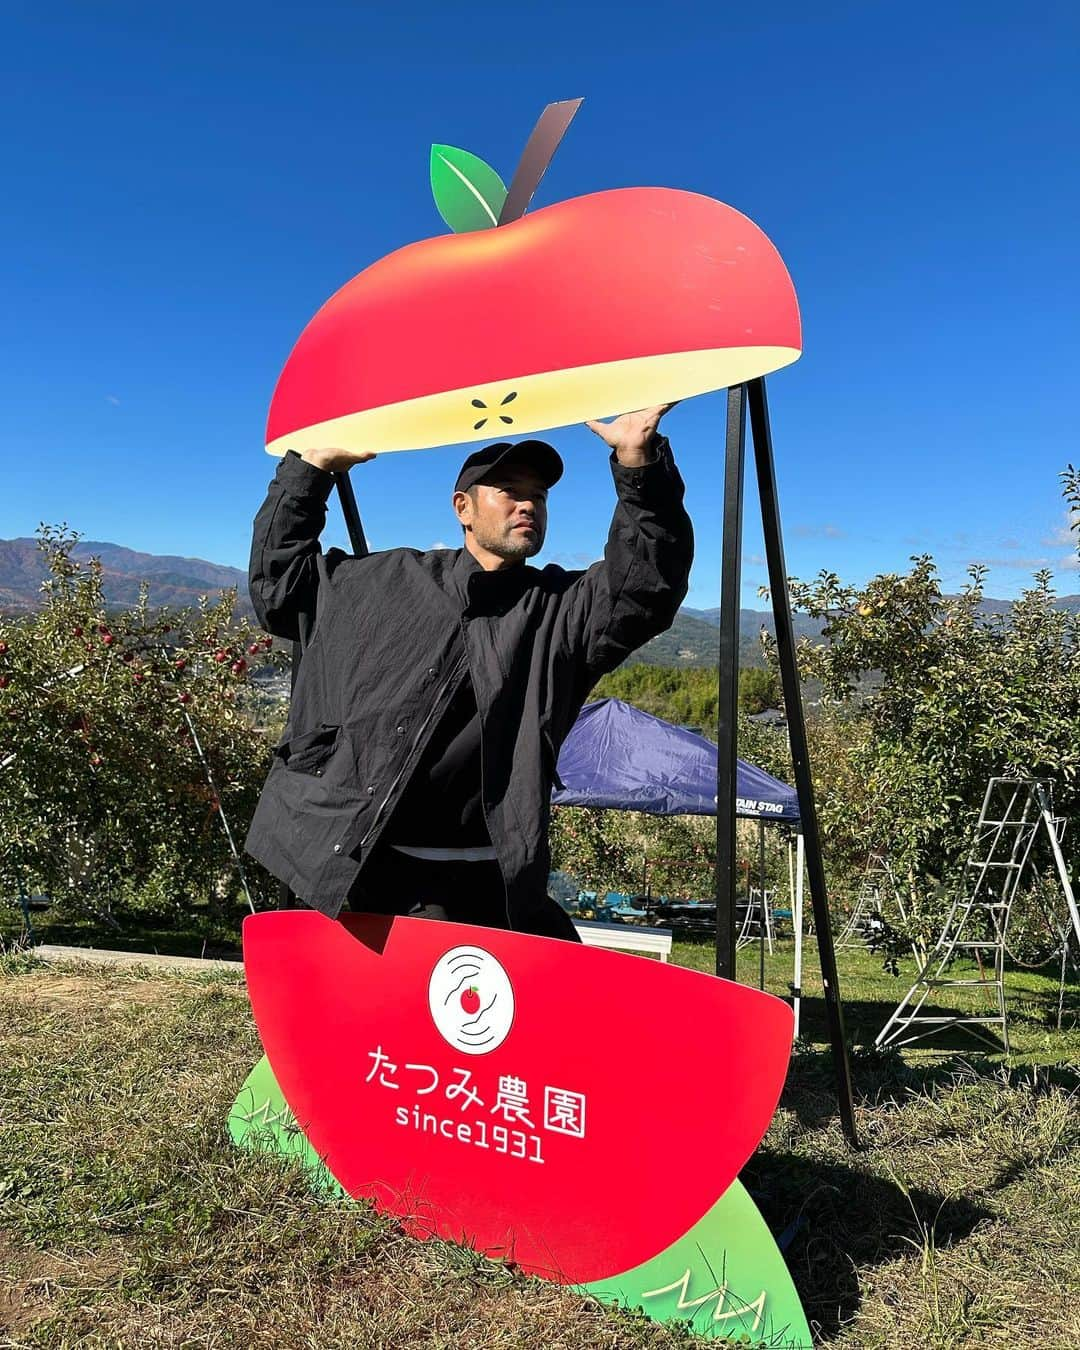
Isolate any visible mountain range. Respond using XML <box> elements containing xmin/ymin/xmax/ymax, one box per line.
<box><xmin>2</xmin><ymin>537</ymin><xmax>1077</xmax><ymax>669</ymax></box>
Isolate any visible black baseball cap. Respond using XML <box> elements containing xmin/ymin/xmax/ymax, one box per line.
<box><xmin>454</xmin><ymin>439</ymin><xmax>564</xmax><ymax>495</ymax></box>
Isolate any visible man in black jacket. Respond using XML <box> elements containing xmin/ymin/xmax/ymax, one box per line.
<box><xmin>244</xmin><ymin>406</ymin><xmax>693</xmax><ymax>940</ymax></box>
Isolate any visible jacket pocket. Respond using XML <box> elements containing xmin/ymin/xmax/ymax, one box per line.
<box><xmin>274</xmin><ymin>724</ymin><xmax>342</xmax><ymax>776</ymax></box>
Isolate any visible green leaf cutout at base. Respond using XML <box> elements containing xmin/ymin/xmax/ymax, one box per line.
<box><xmin>229</xmin><ymin>1056</ymin><xmax>811</xmax><ymax>1347</ymax></box>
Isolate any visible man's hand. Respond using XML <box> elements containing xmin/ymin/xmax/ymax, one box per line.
<box><xmin>300</xmin><ymin>447</ymin><xmax>377</xmax><ymax>473</ymax></box>
<box><xmin>585</xmin><ymin>404</ymin><xmax>676</xmax><ymax>467</ymax></box>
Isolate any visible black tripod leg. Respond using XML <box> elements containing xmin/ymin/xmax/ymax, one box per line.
<box><xmin>715</xmin><ymin>386</ymin><xmax>746</xmax><ymax>980</ymax></box>
<box><xmin>748</xmin><ymin>376</ymin><xmax>859</xmax><ymax>1149</ymax></box>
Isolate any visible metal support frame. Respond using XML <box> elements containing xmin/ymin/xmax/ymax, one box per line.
<box><xmin>715</xmin><ymin>377</ymin><xmax>858</xmax><ymax>1147</ymax></box>
<box><xmin>748</xmin><ymin>378</ymin><xmax>858</xmax><ymax>1143</ymax></box>
<box><xmin>714</xmin><ymin>387</ymin><xmax>746</xmax><ymax>981</ymax></box>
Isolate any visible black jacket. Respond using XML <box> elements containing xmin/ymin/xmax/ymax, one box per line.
<box><xmin>244</xmin><ymin>440</ymin><xmax>693</xmax><ymax>926</ymax></box>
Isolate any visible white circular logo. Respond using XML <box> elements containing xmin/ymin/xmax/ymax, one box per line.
<box><xmin>428</xmin><ymin>946</ymin><xmax>515</xmax><ymax>1055</ymax></box>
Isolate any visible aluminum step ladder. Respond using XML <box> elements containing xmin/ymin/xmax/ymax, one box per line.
<box><xmin>876</xmin><ymin>778</ymin><xmax>1052</xmax><ymax>1053</ymax></box>
<box><xmin>838</xmin><ymin>852</ymin><xmax>908</xmax><ymax>950</ymax></box>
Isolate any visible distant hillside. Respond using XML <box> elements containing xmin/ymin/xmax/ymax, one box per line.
<box><xmin>682</xmin><ymin>606</ymin><xmax>826</xmax><ymax>642</ymax></box>
<box><xmin>629</xmin><ymin>612</ymin><xmax>771</xmax><ymax>668</ymax></box>
<box><xmin>0</xmin><ymin>537</ymin><xmax>254</xmax><ymax>618</ymax></box>
<box><xmin>3</xmin><ymin>538</ymin><xmax>1076</xmax><ymax>671</ymax></box>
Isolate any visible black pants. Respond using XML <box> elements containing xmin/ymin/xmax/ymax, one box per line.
<box><xmin>345</xmin><ymin>847</ymin><xmax>581</xmax><ymax>943</ymax></box>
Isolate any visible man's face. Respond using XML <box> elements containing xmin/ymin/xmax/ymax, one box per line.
<box><xmin>454</xmin><ymin>462</ymin><xmax>549</xmax><ymax>564</ymax></box>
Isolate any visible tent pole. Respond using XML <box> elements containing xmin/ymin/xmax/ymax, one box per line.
<box><xmin>276</xmin><ymin>469</ymin><xmax>369</xmax><ymax>910</ymax></box>
<box><xmin>715</xmin><ymin>386</ymin><xmax>746</xmax><ymax>980</ymax></box>
<box><xmin>747</xmin><ymin>376</ymin><xmax>859</xmax><ymax>1148</ymax></box>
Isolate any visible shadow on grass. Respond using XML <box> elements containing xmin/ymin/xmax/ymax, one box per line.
<box><xmin>757</xmin><ymin>1046</ymin><xmax>1080</xmax><ymax>1337</ymax></box>
<box><xmin>779</xmin><ymin>1037</ymin><xmax>1080</xmax><ymax>1133</ymax></box>
<box><xmin>0</xmin><ymin>917</ymin><xmax>244</xmax><ymax>961</ymax></box>
<box><xmin>742</xmin><ymin>1147</ymin><xmax>991</xmax><ymax>1342</ymax></box>
<box><xmin>797</xmin><ymin>975</ymin><xmax>1080</xmax><ymax>1053</ymax></box>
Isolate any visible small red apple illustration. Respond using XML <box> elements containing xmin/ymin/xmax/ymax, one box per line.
<box><xmin>460</xmin><ymin>986</ymin><xmax>481</xmax><ymax>1015</ymax></box>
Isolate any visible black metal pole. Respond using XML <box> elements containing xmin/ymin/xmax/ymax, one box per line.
<box><xmin>715</xmin><ymin>385</ymin><xmax>746</xmax><ymax>980</ymax></box>
<box><xmin>276</xmin><ymin>637</ymin><xmax>303</xmax><ymax>909</ymax></box>
<box><xmin>758</xmin><ymin>818</ymin><xmax>767</xmax><ymax>992</ymax></box>
<box><xmin>747</xmin><ymin>376</ymin><xmax>859</xmax><ymax>1148</ymax></box>
<box><xmin>333</xmin><ymin>470</ymin><xmax>370</xmax><ymax>557</ymax></box>
<box><xmin>276</xmin><ymin>468</ymin><xmax>370</xmax><ymax>910</ymax></box>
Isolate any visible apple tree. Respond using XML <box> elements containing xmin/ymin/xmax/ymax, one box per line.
<box><xmin>770</xmin><ymin>479</ymin><xmax>1080</xmax><ymax>955</ymax></box>
<box><xmin>0</xmin><ymin>526</ymin><xmax>282</xmax><ymax>933</ymax></box>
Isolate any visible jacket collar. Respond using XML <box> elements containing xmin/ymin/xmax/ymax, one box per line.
<box><xmin>451</xmin><ymin>546</ymin><xmax>531</xmax><ymax>613</ymax></box>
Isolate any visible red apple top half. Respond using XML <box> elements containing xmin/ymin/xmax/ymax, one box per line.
<box><xmin>266</xmin><ymin>169</ymin><xmax>801</xmax><ymax>457</ymax></box>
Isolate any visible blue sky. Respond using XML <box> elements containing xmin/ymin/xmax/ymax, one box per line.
<box><xmin>3</xmin><ymin>1</ymin><xmax>1078</xmax><ymax>605</ymax></box>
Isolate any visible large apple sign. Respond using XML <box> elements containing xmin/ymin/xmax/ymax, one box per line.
<box><xmin>265</xmin><ymin>134</ymin><xmax>801</xmax><ymax>458</ymax></box>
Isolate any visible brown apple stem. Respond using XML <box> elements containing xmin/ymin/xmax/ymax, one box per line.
<box><xmin>498</xmin><ymin>98</ymin><xmax>584</xmax><ymax>225</ymax></box>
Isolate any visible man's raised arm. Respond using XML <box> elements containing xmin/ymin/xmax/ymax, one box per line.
<box><xmin>564</xmin><ymin>406</ymin><xmax>695</xmax><ymax>681</ymax></box>
<box><xmin>248</xmin><ymin>447</ymin><xmax>375</xmax><ymax>642</ymax></box>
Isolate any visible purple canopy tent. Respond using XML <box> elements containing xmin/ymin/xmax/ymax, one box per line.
<box><xmin>552</xmin><ymin>697</ymin><xmax>799</xmax><ymax>822</ymax></box>
<box><xmin>552</xmin><ymin>698</ymin><xmax>808</xmax><ymax>1029</ymax></box>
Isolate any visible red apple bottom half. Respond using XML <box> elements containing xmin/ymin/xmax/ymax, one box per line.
<box><xmin>230</xmin><ymin>911</ymin><xmax>812</xmax><ymax>1347</ymax></box>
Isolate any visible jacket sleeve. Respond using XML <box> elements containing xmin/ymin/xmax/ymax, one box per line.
<box><xmin>561</xmin><ymin>434</ymin><xmax>694</xmax><ymax>682</ymax></box>
<box><xmin>248</xmin><ymin>450</ymin><xmax>340</xmax><ymax>643</ymax></box>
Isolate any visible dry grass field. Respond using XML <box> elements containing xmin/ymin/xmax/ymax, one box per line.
<box><xmin>1</xmin><ymin>940</ymin><xmax>1077</xmax><ymax>1348</ymax></box>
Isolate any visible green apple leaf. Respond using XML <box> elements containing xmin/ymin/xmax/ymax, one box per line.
<box><xmin>430</xmin><ymin>144</ymin><xmax>507</xmax><ymax>232</ymax></box>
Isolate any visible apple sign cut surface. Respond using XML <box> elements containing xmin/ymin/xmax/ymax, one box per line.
<box><xmin>241</xmin><ymin>910</ymin><xmax>794</xmax><ymax>1285</ymax></box>
<box><xmin>265</xmin><ymin>187</ymin><xmax>801</xmax><ymax>457</ymax></box>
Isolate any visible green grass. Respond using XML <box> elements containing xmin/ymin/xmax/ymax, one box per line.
<box><xmin>0</xmin><ymin>937</ymin><xmax>1078</xmax><ymax>1347</ymax></box>
<box><xmin>675</xmin><ymin>936</ymin><xmax>1080</xmax><ymax>1067</ymax></box>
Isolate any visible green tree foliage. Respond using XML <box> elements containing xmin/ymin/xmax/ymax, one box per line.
<box><xmin>0</xmin><ymin>527</ymin><xmax>281</xmax><ymax>929</ymax></box>
<box><xmin>590</xmin><ymin>664</ymin><xmax>784</xmax><ymax>731</ymax></box>
<box><xmin>737</xmin><ymin>666</ymin><xmax>782</xmax><ymax>715</ymax></box>
<box><xmin>776</xmin><ymin>508</ymin><xmax>1080</xmax><ymax>948</ymax></box>
<box><xmin>549</xmin><ymin>806</ymin><xmax>716</xmax><ymax>900</ymax></box>
<box><xmin>1062</xmin><ymin>463</ymin><xmax>1080</xmax><ymax>562</ymax></box>
<box><xmin>590</xmin><ymin>665</ymin><xmax>718</xmax><ymax>733</ymax></box>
